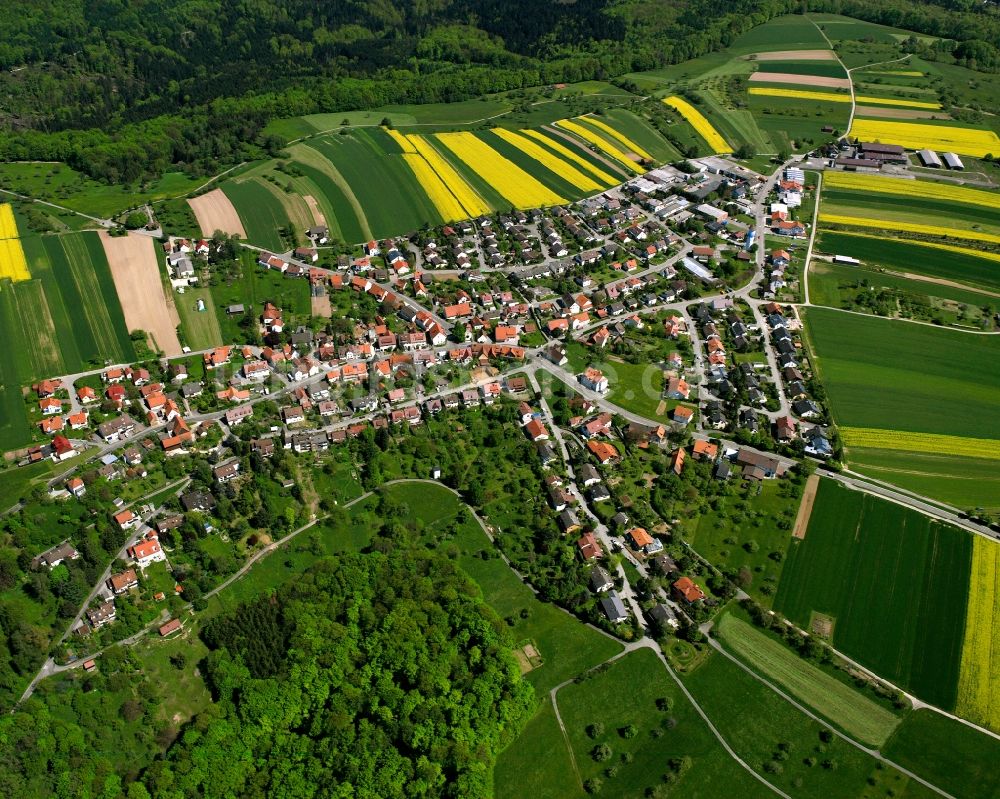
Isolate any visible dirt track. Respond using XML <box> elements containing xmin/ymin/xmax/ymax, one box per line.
<box><xmin>303</xmin><ymin>195</ymin><xmax>326</xmax><ymax>227</ymax></box>
<box><xmin>749</xmin><ymin>72</ymin><xmax>852</xmax><ymax>89</ymax></box>
<box><xmin>188</xmin><ymin>189</ymin><xmax>247</xmax><ymax>238</ymax></box>
<box><xmin>99</xmin><ymin>232</ymin><xmax>183</xmax><ymax>357</ymax></box>
<box><xmin>753</xmin><ymin>49</ymin><xmax>836</xmax><ymax>61</ymax></box>
<box><xmin>792</xmin><ymin>474</ymin><xmax>820</xmax><ymax>539</ymax></box>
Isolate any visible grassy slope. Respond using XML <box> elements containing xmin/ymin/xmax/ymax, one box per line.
<box><xmin>174</xmin><ymin>284</ymin><xmax>223</xmax><ymax>350</ymax></box>
<box><xmin>803</xmin><ymin>306</ymin><xmax>1000</xmax><ymax>440</ymax></box>
<box><xmin>774</xmin><ymin>479</ymin><xmax>971</xmax><ymax>710</ymax></box>
<box><xmin>221</xmin><ymin>178</ymin><xmax>291</xmax><ymax>251</ymax></box>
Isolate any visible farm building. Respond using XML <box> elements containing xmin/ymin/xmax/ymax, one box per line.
<box><xmin>943</xmin><ymin>152</ymin><xmax>964</xmax><ymax>170</ymax></box>
<box><xmin>917</xmin><ymin>149</ymin><xmax>942</xmax><ymax>168</ymax></box>
<box><xmin>859</xmin><ymin>142</ymin><xmax>906</xmax><ymax>163</ymax></box>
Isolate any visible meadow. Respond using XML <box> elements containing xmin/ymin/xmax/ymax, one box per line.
<box><xmin>684</xmin><ymin>649</ymin><xmax>923</xmax><ymax>798</ymax></box>
<box><xmin>803</xmin><ymin>307</ymin><xmax>1000</xmax><ymax>442</ymax></box>
<box><xmin>815</xmin><ymin>232</ymin><xmax>1000</xmax><ymax>293</ymax></box>
<box><xmin>821</xmin><ymin>187</ymin><xmax>1000</xmax><ymax>238</ymax></box>
<box><xmin>714</xmin><ymin>614</ymin><xmax>901</xmax><ymax>747</ymax></box>
<box><xmin>212</xmin><ymin>252</ymin><xmax>312</xmax><ymax>343</ymax></box>
<box><xmin>174</xmin><ymin>285</ymin><xmax>224</xmax><ymax>350</ymax></box>
<box><xmin>883</xmin><ymin>709</ymin><xmax>1000</xmax><ymax>799</ymax></box>
<box><xmin>774</xmin><ymin>479</ymin><xmax>972</xmax><ymax>710</ymax></box>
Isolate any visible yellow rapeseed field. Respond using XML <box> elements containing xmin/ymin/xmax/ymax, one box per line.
<box><xmin>840</xmin><ymin>428</ymin><xmax>1000</xmax><ymax>460</ymax></box>
<box><xmin>854</xmin><ymin>95</ymin><xmax>941</xmax><ymax>110</ymax></box>
<box><xmin>749</xmin><ymin>87</ymin><xmax>851</xmax><ymax>104</ymax></box>
<box><xmin>956</xmin><ymin>537</ymin><xmax>1000</xmax><ymax>730</ymax></box>
<box><xmin>869</xmin><ymin>70</ymin><xmax>924</xmax><ymax>77</ymax></box>
<box><xmin>520</xmin><ymin>129</ymin><xmax>617</xmax><ymax>185</ymax></box>
<box><xmin>406</xmin><ymin>135</ymin><xmax>492</xmax><ymax>218</ymax></box>
<box><xmin>825</xmin><ymin>171</ymin><xmax>1000</xmax><ymax>209</ymax></box>
<box><xmin>491</xmin><ymin>128</ymin><xmax>606</xmax><ymax>193</ymax></box>
<box><xmin>384</xmin><ymin>128</ymin><xmax>416</xmax><ymax>153</ymax></box>
<box><xmin>400</xmin><ymin>154</ymin><xmax>467</xmax><ymax>222</ymax></box>
<box><xmin>553</xmin><ymin>119</ymin><xmax>640</xmax><ymax>172</ymax></box>
<box><xmin>821</xmin><ymin>230</ymin><xmax>1000</xmax><ymax>264</ymax></box>
<box><xmin>0</xmin><ymin>204</ymin><xmax>29</xmax><ymax>281</ymax></box>
<box><xmin>579</xmin><ymin>116</ymin><xmax>653</xmax><ymax>161</ymax></box>
<box><xmin>0</xmin><ymin>203</ymin><xmax>19</xmax><ymax>239</ymax></box>
<box><xmin>662</xmin><ymin>96</ymin><xmax>730</xmax><ymax>154</ymax></box>
<box><xmin>819</xmin><ymin>212</ymin><xmax>1000</xmax><ymax>245</ymax></box>
<box><xmin>435</xmin><ymin>132</ymin><xmax>566</xmax><ymax>208</ymax></box>
<box><xmin>850</xmin><ymin>119</ymin><xmax>1000</xmax><ymax>157</ymax></box>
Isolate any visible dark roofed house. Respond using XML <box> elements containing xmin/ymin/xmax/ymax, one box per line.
<box><xmin>590</xmin><ymin>566</ymin><xmax>614</xmax><ymax>593</ymax></box>
<box><xmin>181</xmin><ymin>490</ymin><xmax>217</xmax><ymax>513</ymax></box>
<box><xmin>600</xmin><ymin>591</ymin><xmax>629</xmax><ymax>623</ymax></box>
<box><xmin>33</xmin><ymin>541</ymin><xmax>80</xmax><ymax>570</ymax></box>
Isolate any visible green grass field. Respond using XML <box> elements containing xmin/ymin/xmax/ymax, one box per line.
<box><xmin>774</xmin><ymin>479</ymin><xmax>971</xmax><ymax>709</ymax></box>
<box><xmin>174</xmin><ymin>285</ymin><xmax>223</xmax><ymax>350</ymax></box>
<box><xmin>213</xmin><ymin>252</ymin><xmax>312</xmax><ymax>343</ymax></box>
<box><xmin>732</xmin><ymin>15</ymin><xmax>830</xmax><ymax>51</ymax></box>
<box><xmin>822</xmin><ymin>188</ymin><xmax>1000</xmax><ymax>237</ymax></box>
<box><xmin>715</xmin><ymin>614</ymin><xmax>901</xmax><ymax>746</ymax></box>
<box><xmin>287</xmin><ymin>142</ymin><xmax>371</xmax><ymax>243</ymax></box>
<box><xmin>815</xmin><ymin>232</ymin><xmax>1000</xmax><ymax>293</ymax></box>
<box><xmin>221</xmin><ymin>178</ymin><xmax>292</xmax><ymax>251</ymax></box>
<box><xmin>883</xmin><ymin>709</ymin><xmax>1000</xmax><ymax>799</ymax></box>
<box><xmin>803</xmin><ymin>307</ymin><xmax>1000</xmax><ymax>441</ymax></box>
<box><xmin>684</xmin><ymin>649</ymin><xmax>926</xmax><ymax>798</ymax></box>
<box><xmin>756</xmin><ymin>61</ymin><xmax>848</xmax><ymax>78</ymax></box>
<box><xmin>688</xmin><ymin>480</ymin><xmax>799</xmax><ymax>606</ymax></box>
<box><xmin>549</xmin><ymin>648</ymin><xmax>775</xmax><ymax>799</ymax></box>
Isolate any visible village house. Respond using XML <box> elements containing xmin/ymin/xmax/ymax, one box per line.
<box><xmin>129</xmin><ymin>538</ymin><xmax>166</xmax><ymax>568</ymax></box>
<box><xmin>107</xmin><ymin>568</ymin><xmax>139</xmax><ymax>595</ymax></box>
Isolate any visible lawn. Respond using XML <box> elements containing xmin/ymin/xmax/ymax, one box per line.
<box><xmin>221</xmin><ymin>178</ymin><xmax>292</xmax><ymax>251</ymax></box>
<box><xmin>687</xmin><ymin>479</ymin><xmax>800</xmax><ymax>606</ymax></box>
<box><xmin>883</xmin><ymin>709</ymin><xmax>1000</xmax><ymax>799</ymax></box>
<box><xmin>174</xmin><ymin>284</ymin><xmax>223</xmax><ymax>350</ymax></box>
<box><xmin>0</xmin><ymin>460</ymin><xmax>53</xmax><ymax>508</ymax></box>
<box><xmin>714</xmin><ymin>614</ymin><xmax>902</xmax><ymax>747</ymax></box>
<box><xmin>774</xmin><ymin>479</ymin><xmax>972</xmax><ymax>710</ymax></box>
<box><xmin>684</xmin><ymin>649</ymin><xmax>924</xmax><ymax>798</ymax></box>
<box><xmin>212</xmin><ymin>252</ymin><xmax>312</xmax><ymax>343</ymax></box>
<box><xmin>802</xmin><ymin>307</ymin><xmax>1000</xmax><ymax>442</ymax></box>
<box><xmin>554</xmin><ymin>647</ymin><xmax>776</xmax><ymax>799</ymax></box>
<box><xmin>815</xmin><ymin>232</ymin><xmax>1000</xmax><ymax>293</ymax></box>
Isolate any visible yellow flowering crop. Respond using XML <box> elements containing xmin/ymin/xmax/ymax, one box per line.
<box><xmin>824</xmin><ymin>171</ymin><xmax>1000</xmax><ymax>209</ymax></box>
<box><xmin>579</xmin><ymin>116</ymin><xmax>652</xmax><ymax>161</ymax></box>
<box><xmin>819</xmin><ymin>213</ymin><xmax>1000</xmax><ymax>245</ymax></box>
<box><xmin>0</xmin><ymin>205</ymin><xmax>29</xmax><ymax>281</ymax></box>
<box><xmin>406</xmin><ymin>135</ymin><xmax>492</xmax><ymax>218</ymax></box>
<box><xmin>850</xmin><ymin>119</ymin><xmax>1000</xmax><ymax>157</ymax></box>
<box><xmin>492</xmin><ymin>128</ymin><xmax>607</xmax><ymax>193</ymax></box>
<box><xmin>384</xmin><ymin>128</ymin><xmax>416</xmax><ymax>153</ymax></box>
<box><xmin>520</xmin><ymin>129</ymin><xmax>617</xmax><ymax>185</ymax></box>
<box><xmin>400</xmin><ymin>154</ymin><xmax>467</xmax><ymax>222</ymax></box>
<box><xmin>749</xmin><ymin>87</ymin><xmax>851</xmax><ymax>104</ymax></box>
<box><xmin>0</xmin><ymin>203</ymin><xmax>19</xmax><ymax>239</ymax></box>
<box><xmin>662</xmin><ymin>97</ymin><xmax>730</xmax><ymax>154</ymax></box>
<box><xmin>868</xmin><ymin>70</ymin><xmax>924</xmax><ymax>77</ymax></box>
<box><xmin>435</xmin><ymin>132</ymin><xmax>566</xmax><ymax>208</ymax></box>
<box><xmin>854</xmin><ymin>95</ymin><xmax>941</xmax><ymax>110</ymax></box>
<box><xmin>553</xmin><ymin>119</ymin><xmax>640</xmax><ymax>172</ymax></box>
<box><xmin>956</xmin><ymin>538</ymin><xmax>1000</xmax><ymax>730</ymax></box>
<box><xmin>841</xmin><ymin>427</ymin><xmax>1000</xmax><ymax>460</ymax></box>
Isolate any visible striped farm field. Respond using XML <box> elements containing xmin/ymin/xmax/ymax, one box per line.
<box><xmin>221</xmin><ymin>179</ymin><xmax>292</xmax><ymax>251</ymax></box>
<box><xmin>849</xmin><ymin>119</ymin><xmax>1000</xmax><ymax>157</ymax></box>
<box><xmin>819</xmin><ymin>213</ymin><xmax>1000</xmax><ymax>245</ymax></box>
<box><xmin>956</xmin><ymin>537</ymin><xmax>1000</xmax><ymax>731</ymax></box>
<box><xmin>775</xmin><ymin>478</ymin><xmax>972</xmax><ymax>710</ymax></box>
<box><xmin>406</xmin><ymin>135</ymin><xmax>492</xmax><ymax>218</ymax></box>
<box><xmin>385</xmin><ymin>128</ymin><xmax>416</xmax><ymax>153</ymax></box>
<box><xmin>661</xmin><ymin>96</ymin><xmax>730</xmax><ymax>154</ymax></box>
<box><xmin>491</xmin><ymin>128</ymin><xmax>609</xmax><ymax>193</ymax></box>
<box><xmin>400</xmin><ymin>153</ymin><xmax>466</xmax><ymax>222</ymax></box>
<box><xmin>840</xmin><ymin>428</ymin><xmax>1000</xmax><ymax>460</ymax></box>
<box><xmin>0</xmin><ymin>203</ymin><xmax>20</xmax><ymax>239</ymax></box>
<box><xmin>435</xmin><ymin>132</ymin><xmax>565</xmax><ymax>208</ymax></box>
<box><xmin>854</xmin><ymin>95</ymin><xmax>941</xmax><ymax>110</ymax></box>
<box><xmin>824</xmin><ymin>171</ymin><xmax>1000</xmax><ymax>209</ymax></box>
<box><xmin>519</xmin><ymin>129</ymin><xmax>618</xmax><ymax>185</ymax></box>
<box><xmin>553</xmin><ymin>118</ymin><xmax>642</xmax><ymax>171</ymax></box>
<box><xmin>0</xmin><ymin>204</ymin><xmax>30</xmax><ymax>282</ymax></box>
<box><xmin>748</xmin><ymin>87</ymin><xmax>851</xmax><ymax>103</ymax></box>
<box><xmin>578</xmin><ymin>116</ymin><xmax>652</xmax><ymax>161</ymax></box>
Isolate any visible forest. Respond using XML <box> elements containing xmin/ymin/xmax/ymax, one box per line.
<box><xmin>0</xmin><ymin>551</ymin><xmax>533</xmax><ymax>798</ymax></box>
<box><xmin>5</xmin><ymin>0</ymin><xmax>998</xmax><ymax>184</ymax></box>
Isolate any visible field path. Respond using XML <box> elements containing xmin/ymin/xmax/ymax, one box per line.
<box><xmin>188</xmin><ymin>188</ymin><xmax>247</xmax><ymax>238</ymax></box>
<box><xmin>303</xmin><ymin>195</ymin><xmax>326</xmax><ymax>227</ymax></box>
<box><xmin>99</xmin><ymin>231</ymin><xmax>182</xmax><ymax>356</ymax></box>
<box><xmin>792</xmin><ymin>473</ymin><xmax>820</xmax><ymax>539</ymax></box>
<box><xmin>540</xmin><ymin>125</ymin><xmax>631</xmax><ymax>180</ymax></box>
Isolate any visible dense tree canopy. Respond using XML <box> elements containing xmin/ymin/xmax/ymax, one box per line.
<box><xmin>143</xmin><ymin>551</ymin><xmax>533</xmax><ymax>798</ymax></box>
